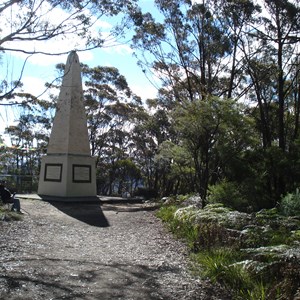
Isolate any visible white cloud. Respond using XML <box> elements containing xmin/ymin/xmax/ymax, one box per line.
<box><xmin>101</xmin><ymin>43</ymin><xmax>133</xmax><ymax>56</ymax></box>
<box><xmin>130</xmin><ymin>83</ymin><xmax>157</xmax><ymax>101</ymax></box>
<box><xmin>22</xmin><ymin>76</ymin><xmax>50</xmax><ymax>97</ymax></box>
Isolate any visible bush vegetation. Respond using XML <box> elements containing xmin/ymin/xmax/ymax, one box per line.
<box><xmin>0</xmin><ymin>205</ymin><xmax>23</xmax><ymax>221</ymax></box>
<box><xmin>279</xmin><ymin>188</ymin><xmax>300</xmax><ymax>217</ymax></box>
<box><xmin>207</xmin><ymin>180</ymin><xmax>249</xmax><ymax>212</ymax></box>
<box><xmin>157</xmin><ymin>194</ymin><xmax>300</xmax><ymax>299</ymax></box>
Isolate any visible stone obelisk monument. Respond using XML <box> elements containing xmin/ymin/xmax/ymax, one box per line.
<box><xmin>38</xmin><ymin>51</ymin><xmax>97</xmax><ymax>199</ymax></box>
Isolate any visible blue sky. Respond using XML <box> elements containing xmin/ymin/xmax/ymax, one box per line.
<box><xmin>4</xmin><ymin>42</ymin><xmax>158</xmax><ymax>100</ymax></box>
<box><xmin>0</xmin><ymin>0</ymin><xmax>160</xmax><ymax>143</ymax></box>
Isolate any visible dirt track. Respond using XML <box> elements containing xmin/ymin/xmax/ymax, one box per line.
<box><xmin>0</xmin><ymin>199</ymin><xmax>229</xmax><ymax>300</ymax></box>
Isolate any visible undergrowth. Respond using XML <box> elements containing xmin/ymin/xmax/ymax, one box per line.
<box><xmin>156</xmin><ymin>205</ymin><xmax>199</xmax><ymax>249</ymax></box>
<box><xmin>190</xmin><ymin>249</ymin><xmax>272</xmax><ymax>300</ymax></box>
<box><xmin>156</xmin><ymin>203</ymin><xmax>284</xmax><ymax>300</ymax></box>
<box><xmin>0</xmin><ymin>206</ymin><xmax>23</xmax><ymax>221</ymax></box>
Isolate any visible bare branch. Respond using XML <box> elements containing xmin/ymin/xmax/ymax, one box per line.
<box><xmin>0</xmin><ymin>0</ymin><xmax>21</xmax><ymax>14</ymax></box>
<box><xmin>0</xmin><ymin>54</ymin><xmax>33</xmax><ymax>101</ymax></box>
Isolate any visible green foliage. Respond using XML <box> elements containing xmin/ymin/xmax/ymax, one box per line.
<box><xmin>238</xmin><ymin>281</ymin><xmax>271</xmax><ymax>300</ymax></box>
<box><xmin>0</xmin><ymin>206</ymin><xmax>23</xmax><ymax>221</ymax></box>
<box><xmin>178</xmin><ymin>223</ymin><xmax>199</xmax><ymax>250</ymax></box>
<box><xmin>156</xmin><ymin>205</ymin><xmax>178</xmax><ymax>224</ymax></box>
<box><xmin>255</xmin><ymin>208</ymin><xmax>279</xmax><ymax>220</ymax></box>
<box><xmin>280</xmin><ymin>188</ymin><xmax>300</xmax><ymax>216</ymax></box>
<box><xmin>196</xmin><ymin>223</ymin><xmax>233</xmax><ymax>250</ymax></box>
<box><xmin>175</xmin><ymin>194</ymin><xmax>189</xmax><ymax>202</ymax></box>
<box><xmin>157</xmin><ymin>199</ymin><xmax>300</xmax><ymax>299</ymax></box>
<box><xmin>172</xmin><ymin>97</ymin><xmax>253</xmax><ymax>200</ymax></box>
<box><xmin>242</xmin><ymin>225</ymin><xmax>293</xmax><ymax>248</ymax></box>
<box><xmin>191</xmin><ymin>248</ymin><xmax>241</xmax><ymax>281</ymax></box>
<box><xmin>191</xmin><ymin>248</ymin><xmax>270</xmax><ymax>299</ymax></box>
<box><xmin>208</xmin><ymin>180</ymin><xmax>249</xmax><ymax>211</ymax></box>
<box><xmin>156</xmin><ymin>205</ymin><xmax>199</xmax><ymax>250</ymax></box>
<box><xmin>155</xmin><ymin>141</ymin><xmax>195</xmax><ymax>195</ymax></box>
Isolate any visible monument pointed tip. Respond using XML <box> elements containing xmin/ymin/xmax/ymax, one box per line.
<box><xmin>67</xmin><ymin>50</ymin><xmax>80</xmax><ymax>65</ymax></box>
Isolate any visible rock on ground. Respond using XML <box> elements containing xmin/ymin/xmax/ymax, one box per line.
<box><xmin>0</xmin><ymin>199</ymin><xmax>229</xmax><ymax>300</ymax></box>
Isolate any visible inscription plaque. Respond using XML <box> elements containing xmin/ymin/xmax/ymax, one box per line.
<box><xmin>73</xmin><ymin>164</ymin><xmax>91</xmax><ymax>183</ymax></box>
<box><xmin>44</xmin><ymin>164</ymin><xmax>62</xmax><ymax>182</ymax></box>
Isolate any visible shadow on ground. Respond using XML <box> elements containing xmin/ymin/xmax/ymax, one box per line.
<box><xmin>49</xmin><ymin>202</ymin><xmax>110</xmax><ymax>227</ymax></box>
<box><xmin>101</xmin><ymin>203</ymin><xmax>158</xmax><ymax>213</ymax></box>
<box><xmin>45</xmin><ymin>197</ymin><xmax>158</xmax><ymax>226</ymax></box>
<box><xmin>0</xmin><ymin>257</ymin><xmax>172</xmax><ymax>300</ymax></box>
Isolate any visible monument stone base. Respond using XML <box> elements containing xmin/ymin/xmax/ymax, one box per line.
<box><xmin>38</xmin><ymin>154</ymin><xmax>97</xmax><ymax>198</ymax></box>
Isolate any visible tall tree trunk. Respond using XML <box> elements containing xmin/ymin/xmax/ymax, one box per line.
<box><xmin>278</xmin><ymin>42</ymin><xmax>285</xmax><ymax>151</ymax></box>
<box><xmin>228</xmin><ymin>35</ymin><xmax>238</xmax><ymax>99</ymax></box>
<box><xmin>292</xmin><ymin>64</ymin><xmax>300</xmax><ymax>142</ymax></box>
<box><xmin>276</xmin><ymin>8</ymin><xmax>286</xmax><ymax>197</ymax></box>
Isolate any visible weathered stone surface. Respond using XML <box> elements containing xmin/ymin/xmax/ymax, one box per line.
<box><xmin>38</xmin><ymin>51</ymin><xmax>96</xmax><ymax>197</ymax></box>
<box><xmin>47</xmin><ymin>51</ymin><xmax>90</xmax><ymax>155</ymax></box>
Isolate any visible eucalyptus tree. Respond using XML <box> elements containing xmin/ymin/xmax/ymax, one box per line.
<box><xmin>171</xmin><ymin>96</ymin><xmax>255</xmax><ymax>204</ymax></box>
<box><xmin>211</xmin><ymin>0</ymin><xmax>261</xmax><ymax>99</ymax></box>
<box><xmin>127</xmin><ymin>0</ymin><xmax>300</xmax><ymax>205</ymax></box>
<box><xmin>0</xmin><ymin>86</ymin><xmax>54</xmax><ymax>182</ymax></box>
<box><xmin>252</xmin><ymin>0</ymin><xmax>300</xmax><ymax>151</ymax></box>
<box><xmin>129</xmin><ymin>0</ymin><xmax>262</xmax><ymax>200</ymax></box>
<box><xmin>154</xmin><ymin>140</ymin><xmax>195</xmax><ymax>196</ymax></box>
<box><xmin>82</xmin><ymin>65</ymin><xmax>133</xmax><ymax>156</ymax></box>
<box><xmin>81</xmin><ymin>65</ymin><xmax>144</xmax><ymax>195</ymax></box>
<box><xmin>0</xmin><ymin>135</ymin><xmax>10</xmax><ymax>174</ymax></box>
<box><xmin>4</xmin><ymin>108</ymin><xmax>52</xmax><ymax>175</ymax></box>
<box><xmin>131</xmin><ymin>0</ymin><xmax>233</xmax><ymax>105</ymax></box>
<box><xmin>240</xmin><ymin>0</ymin><xmax>300</xmax><ymax>198</ymax></box>
<box><xmin>130</xmin><ymin>104</ymin><xmax>174</xmax><ymax>194</ymax></box>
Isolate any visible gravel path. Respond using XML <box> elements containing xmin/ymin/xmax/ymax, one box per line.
<box><xmin>0</xmin><ymin>199</ymin><xmax>229</xmax><ymax>300</ymax></box>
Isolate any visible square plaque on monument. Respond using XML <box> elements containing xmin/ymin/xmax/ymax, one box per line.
<box><xmin>44</xmin><ymin>163</ymin><xmax>63</xmax><ymax>182</ymax></box>
<box><xmin>72</xmin><ymin>164</ymin><xmax>91</xmax><ymax>183</ymax></box>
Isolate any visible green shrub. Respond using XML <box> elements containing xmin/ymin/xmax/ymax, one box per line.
<box><xmin>176</xmin><ymin>194</ymin><xmax>194</xmax><ymax>203</ymax></box>
<box><xmin>196</xmin><ymin>223</ymin><xmax>232</xmax><ymax>249</ymax></box>
<box><xmin>156</xmin><ymin>205</ymin><xmax>199</xmax><ymax>250</ymax></box>
<box><xmin>178</xmin><ymin>223</ymin><xmax>199</xmax><ymax>250</ymax></box>
<box><xmin>192</xmin><ymin>248</ymin><xmax>271</xmax><ymax>300</ymax></box>
<box><xmin>0</xmin><ymin>206</ymin><xmax>23</xmax><ymax>221</ymax></box>
<box><xmin>280</xmin><ymin>188</ymin><xmax>300</xmax><ymax>216</ymax></box>
<box><xmin>208</xmin><ymin>180</ymin><xmax>248</xmax><ymax>211</ymax></box>
<box><xmin>238</xmin><ymin>281</ymin><xmax>271</xmax><ymax>300</ymax></box>
<box><xmin>156</xmin><ymin>205</ymin><xmax>178</xmax><ymax>223</ymax></box>
<box><xmin>192</xmin><ymin>248</ymin><xmax>254</xmax><ymax>289</ymax></box>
